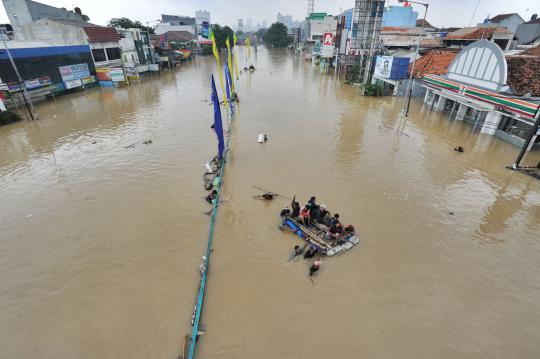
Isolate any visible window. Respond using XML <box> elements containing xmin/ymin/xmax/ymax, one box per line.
<box><xmin>92</xmin><ymin>48</ymin><xmax>106</xmax><ymax>62</ymax></box>
<box><xmin>106</xmin><ymin>48</ymin><xmax>121</xmax><ymax>60</ymax></box>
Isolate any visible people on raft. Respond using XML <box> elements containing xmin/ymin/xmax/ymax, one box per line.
<box><xmin>329</xmin><ymin>213</ymin><xmax>340</xmax><ymax>227</ymax></box>
<box><xmin>300</xmin><ymin>206</ymin><xmax>311</xmax><ymax>226</ymax></box>
<box><xmin>454</xmin><ymin>146</ymin><xmax>464</xmax><ymax>153</ymax></box>
<box><xmin>206</xmin><ymin>189</ymin><xmax>217</xmax><ymax>204</ymax></box>
<box><xmin>306</xmin><ymin>196</ymin><xmax>320</xmax><ymax>223</ymax></box>
<box><xmin>262</xmin><ymin>192</ymin><xmax>275</xmax><ymax>200</ymax></box>
<box><xmin>327</xmin><ymin>222</ymin><xmax>344</xmax><ymax>241</ymax></box>
<box><xmin>318</xmin><ymin>204</ymin><xmax>331</xmax><ymax>225</ymax></box>
<box><xmin>309</xmin><ymin>260</ymin><xmax>321</xmax><ymax>276</ymax></box>
<box><xmin>249</xmin><ymin>64</ymin><xmax>255</xmax><ymax>71</ymax></box>
<box><xmin>291</xmin><ymin>200</ymin><xmax>301</xmax><ymax>219</ymax></box>
<box><xmin>231</xmin><ymin>92</ymin><xmax>239</xmax><ymax>103</ymax></box>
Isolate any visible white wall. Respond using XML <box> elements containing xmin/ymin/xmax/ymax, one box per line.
<box><xmin>21</xmin><ymin>18</ymin><xmax>87</xmax><ymax>45</ymax></box>
<box><xmin>309</xmin><ymin>16</ymin><xmax>337</xmax><ymax>41</ymax></box>
<box><xmin>2</xmin><ymin>0</ymin><xmax>33</xmax><ymax>40</ymax></box>
<box><xmin>154</xmin><ymin>24</ymin><xmax>195</xmax><ymax>35</ymax></box>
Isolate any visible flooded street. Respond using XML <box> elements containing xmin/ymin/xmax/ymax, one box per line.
<box><xmin>1</xmin><ymin>48</ymin><xmax>539</xmax><ymax>358</ymax></box>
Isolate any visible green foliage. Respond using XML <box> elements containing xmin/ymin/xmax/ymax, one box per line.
<box><xmin>108</xmin><ymin>17</ymin><xmax>154</xmax><ymax>34</ymax></box>
<box><xmin>201</xmin><ymin>45</ymin><xmax>213</xmax><ymax>56</ymax></box>
<box><xmin>212</xmin><ymin>24</ymin><xmax>234</xmax><ymax>51</ymax></box>
<box><xmin>0</xmin><ymin>110</ymin><xmax>22</xmax><ymax>126</ymax></box>
<box><xmin>345</xmin><ymin>65</ymin><xmax>360</xmax><ymax>84</ymax></box>
<box><xmin>363</xmin><ymin>83</ymin><xmax>384</xmax><ymax>96</ymax></box>
<box><xmin>263</xmin><ymin>22</ymin><xmax>291</xmax><ymax>47</ymax></box>
<box><xmin>256</xmin><ymin>28</ymin><xmax>267</xmax><ymax>40</ymax></box>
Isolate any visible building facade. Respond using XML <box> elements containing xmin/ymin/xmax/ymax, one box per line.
<box><xmin>421</xmin><ymin>40</ymin><xmax>540</xmax><ymax>148</ymax></box>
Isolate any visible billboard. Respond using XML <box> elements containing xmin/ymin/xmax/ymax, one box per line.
<box><xmin>374</xmin><ymin>56</ymin><xmax>394</xmax><ymax>79</ymax></box>
<box><xmin>202</xmin><ymin>22</ymin><xmax>210</xmax><ymax>39</ymax></box>
<box><xmin>6</xmin><ymin>76</ymin><xmax>52</xmax><ymax>91</ymax></box>
<box><xmin>321</xmin><ymin>32</ymin><xmax>335</xmax><ymax>58</ymax></box>
<box><xmin>59</xmin><ymin>63</ymin><xmax>91</xmax><ymax>82</ymax></box>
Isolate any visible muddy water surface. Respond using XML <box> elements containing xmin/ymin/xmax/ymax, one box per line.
<box><xmin>1</xmin><ymin>49</ymin><xmax>539</xmax><ymax>359</ymax></box>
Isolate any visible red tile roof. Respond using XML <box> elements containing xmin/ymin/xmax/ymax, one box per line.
<box><xmin>409</xmin><ymin>50</ymin><xmax>458</xmax><ymax>78</ymax></box>
<box><xmin>83</xmin><ymin>26</ymin><xmax>120</xmax><ymax>42</ymax></box>
<box><xmin>445</xmin><ymin>26</ymin><xmax>511</xmax><ymax>40</ymax></box>
<box><xmin>521</xmin><ymin>45</ymin><xmax>540</xmax><ymax>56</ymax></box>
<box><xmin>506</xmin><ymin>56</ymin><xmax>540</xmax><ymax>96</ymax></box>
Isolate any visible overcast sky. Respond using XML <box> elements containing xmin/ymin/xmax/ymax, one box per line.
<box><xmin>0</xmin><ymin>0</ymin><xmax>538</xmax><ymax>29</ymax></box>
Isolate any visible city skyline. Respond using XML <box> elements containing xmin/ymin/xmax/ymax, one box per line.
<box><xmin>1</xmin><ymin>0</ymin><xmax>539</xmax><ymax>30</ymax></box>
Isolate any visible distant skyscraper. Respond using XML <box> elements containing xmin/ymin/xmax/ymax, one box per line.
<box><xmin>277</xmin><ymin>12</ymin><xmax>293</xmax><ymax>29</ymax></box>
<box><xmin>262</xmin><ymin>20</ymin><xmax>267</xmax><ymax>29</ymax></box>
<box><xmin>246</xmin><ymin>17</ymin><xmax>253</xmax><ymax>32</ymax></box>
<box><xmin>237</xmin><ymin>18</ymin><xmax>244</xmax><ymax>32</ymax></box>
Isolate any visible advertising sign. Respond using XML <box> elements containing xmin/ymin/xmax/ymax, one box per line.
<box><xmin>202</xmin><ymin>22</ymin><xmax>210</xmax><ymax>39</ymax></box>
<box><xmin>321</xmin><ymin>32</ymin><xmax>335</xmax><ymax>58</ymax></box>
<box><xmin>0</xmin><ymin>77</ymin><xmax>7</xmax><ymax>91</ymax></box>
<box><xmin>82</xmin><ymin>76</ymin><xmax>96</xmax><ymax>85</ymax></box>
<box><xmin>109</xmin><ymin>68</ymin><xmax>126</xmax><ymax>82</ymax></box>
<box><xmin>6</xmin><ymin>76</ymin><xmax>52</xmax><ymax>91</ymax></box>
<box><xmin>59</xmin><ymin>63</ymin><xmax>90</xmax><ymax>82</ymax></box>
<box><xmin>125</xmin><ymin>67</ymin><xmax>139</xmax><ymax>80</ymax></box>
<box><xmin>149</xmin><ymin>64</ymin><xmax>160</xmax><ymax>71</ymax></box>
<box><xmin>374</xmin><ymin>55</ymin><xmax>394</xmax><ymax>79</ymax></box>
<box><xmin>64</xmin><ymin>79</ymin><xmax>83</xmax><ymax>89</ymax></box>
<box><xmin>96</xmin><ymin>68</ymin><xmax>111</xmax><ymax>81</ymax></box>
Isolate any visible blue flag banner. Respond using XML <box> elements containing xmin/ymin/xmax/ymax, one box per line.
<box><xmin>211</xmin><ymin>75</ymin><xmax>225</xmax><ymax>158</ymax></box>
<box><xmin>224</xmin><ymin>66</ymin><xmax>231</xmax><ymax>102</ymax></box>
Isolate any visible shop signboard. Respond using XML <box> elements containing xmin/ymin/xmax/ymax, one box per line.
<box><xmin>109</xmin><ymin>68</ymin><xmax>126</xmax><ymax>82</ymax></box>
<box><xmin>0</xmin><ymin>77</ymin><xmax>8</xmax><ymax>91</ymax></box>
<box><xmin>96</xmin><ymin>68</ymin><xmax>111</xmax><ymax>81</ymax></box>
<box><xmin>59</xmin><ymin>63</ymin><xmax>90</xmax><ymax>82</ymax></box>
<box><xmin>82</xmin><ymin>76</ymin><xmax>96</xmax><ymax>85</ymax></box>
<box><xmin>137</xmin><ymin>65</ymin><xmax>149</xmax><ymax>73</ymax></box>
<box><xmin>64</xmin><ymin>79</ymin><xmax>83</xmax><ymax>89</ymax></box>
<box><xmin>149</xmin><ymin>64</ymin><xmax>159</xmax><ymax>71</ymax></box>
<box><xmin>374</xmin><ymin>56</ymin><xmax>394</xmax><ymax>79</ymax></box>
<box><xmin>321</xmin><ymin>32</ymin><xmax>335</xmax><ymax>58</ymax></box>
<box><xmin>125</xmin><ymin>66</ymin><xmax>139</xmax><ymax>80</ymax></box>
<box><xmin>6</xmin><ymin>76</ymin><xmax>52</xmax><ymax>91</ymax></box>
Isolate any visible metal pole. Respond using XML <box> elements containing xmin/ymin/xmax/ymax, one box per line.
<box><xmin>1</xmin><ymin>28</ymin><xmax>37</xmax><ymax>120</ymax></box>
<box><xmin>403</xmin><ymin>2</ymin><xmax>429</xmax><ymax>117</ymax></box>
<box><xmin>511</xmin><ymin>107</ymin><xmax>540</xmax><ymax>169</ymax></box>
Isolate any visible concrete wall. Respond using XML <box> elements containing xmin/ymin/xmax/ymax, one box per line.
<box><xmin>3</xmin><ymin>0</ymin><xmax>33</xmax><ymax>40</ymax></box>
<box><xmin>21</xmin><ymin>18</ymin><xmax>87</xmax><ymax>45</ymax></box>
<box><xmin>494</xmin><ymin>15</ymin><xmax>524</xmax><ymax>33</ymax></box>
<box><xmin>515</xmin><ymin>23</ymin><xmax>540</xmax><ymax>44</ymax></box>
<box><xmin>154</xmin><ymin>24</ymin><xmax>195</xmax><ymax>35</ymax></box>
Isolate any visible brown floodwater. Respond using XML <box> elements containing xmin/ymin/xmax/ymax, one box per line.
<box><xmin>1</xmin><ymin>48</ymin><xmax>539</xmax><ymax>359</ymax></box>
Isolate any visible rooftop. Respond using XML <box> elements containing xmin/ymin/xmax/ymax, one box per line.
<box><xmin>489</xmin><ymin>13</ymin><xmax>523</xmax><ymax>23</ymax></box>
<box><xmin>445</xmin><ymin>27</ymin><xmax>511</xmax><ymax>40</ymax></box>
<box><xmin>409</xmin><ymin>50</ymin><xmax>459</xmax><ymax>78</ymax></box>
<box><xmin>83</xmin><ymin>26</ymin><xmax>120</xmax><ymax>42</ymax></box>
<box><xmin>506</xmin><ymin>55</ymin><xmax>540</xmax><ymax>96</ymax></box>
<box><xmin>416</xmin><ymin>19</ymin><xmax>436</xmax><ymax>29</ymax></box>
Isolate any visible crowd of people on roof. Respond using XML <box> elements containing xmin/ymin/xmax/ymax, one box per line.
<box><xmin>280</xmin><ymin>196</ymin><xmax>355</xmax><ymax>244</ymax></box>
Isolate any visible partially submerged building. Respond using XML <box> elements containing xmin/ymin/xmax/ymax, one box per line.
<box><xmin>421</xmin><ymin>40</ymin><xmax>540</xmax><ymax>147</ymax></box>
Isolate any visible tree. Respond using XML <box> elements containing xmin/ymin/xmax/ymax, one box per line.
<box><xmin>263</xmin><ymin>22</ymin><xmax>291</xmax><ymax>47</ymax></box>
<box><xmin>211</xmin><ymin>24</ymin><xmax>234</xmax><ymax>51</ymax></box>
<box><xmin>256</xmin><ymin>28</ymin><xmax>267</xmax><ymax>41</ymax></box>
<box><xmin>108</xmin><ymin>17</ymin><xmax>154</xmax><ymax>34</ymax></box>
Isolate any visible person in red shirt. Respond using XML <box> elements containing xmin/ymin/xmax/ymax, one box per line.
<box><xmin>300</xmin><ymin>206</ymin><xmax>310</xmax><ymax>226</ymax></box>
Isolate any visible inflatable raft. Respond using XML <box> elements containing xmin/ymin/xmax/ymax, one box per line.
<box><xmin>281</xmin><ymin>218</ymin><xmax>360</xmax><ymax>257</ymax></box>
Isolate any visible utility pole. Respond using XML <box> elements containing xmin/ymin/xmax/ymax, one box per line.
<box><xmin>146</xmin><ymin>20</ymin><xmax>160</xmax><ymax>64</ymax></box>
<box><xmin>400</xmin><ymin>0</ymin><xmax>429</xmax><ymax>117</ymax></box>
<box><xmin>510</xmin><ymin>107</ymin><xmax>540</xmax><ymax>169</ymax></box>
<box><xmin>0</xmin><ymin>28</ymin><xmax>37</xmax><ymax>121</ymax></box>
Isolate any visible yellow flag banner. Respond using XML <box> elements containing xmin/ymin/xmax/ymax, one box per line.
<box><xmin>233</xmin><ymin>34</ymin><xmax>239</xmax><ymax>80</ymax></box>
<box><xmin>246</xmin><ymin>37</ymin><xmax>251</xmax><ymax>60</ymax></box>
<box><xmin>210</xmin><ymin>29</ymin><xmax>227</xmax><ymax>102</ymax></box>
<box><xmin>225</xmin><ymin>36</ymin><xmax>235</xmax><ymax>92</ymax></box>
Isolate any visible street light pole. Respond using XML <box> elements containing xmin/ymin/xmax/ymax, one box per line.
<box><xmin>0</xmin><ymin>28</ymin><xmax>37</xmax><ymax>120</ymax></box>
<box><xmin>400</xmin><ymin>0</ymin><xmax>429</xmax><ymax>117</ymax></box>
